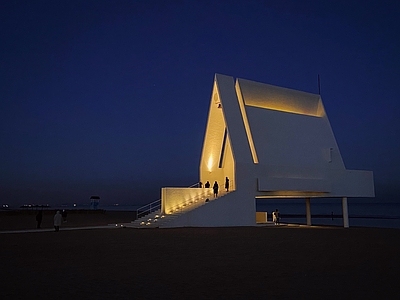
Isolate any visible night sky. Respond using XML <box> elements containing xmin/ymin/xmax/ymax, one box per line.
<box><xmin>1</xmin><ymin>1</ymin><xmax>399</xmax><ymax>207</ymax></box>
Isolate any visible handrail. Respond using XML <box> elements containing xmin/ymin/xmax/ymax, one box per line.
<box><xmin>136</xmin><ymin>199</ymin><xmax>161</xmax><ymax>219</ymax></box>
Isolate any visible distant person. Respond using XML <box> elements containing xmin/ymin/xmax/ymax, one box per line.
<box><xmin>36</xmin><ymin>211</ymin><xmax>43</xmax><ymax>229</ymax></box>
<box><xmin>275</xmin><ymin>209</ymin><xmax>280</xmax><ymax>225</ymax></box>
<box><xmin>204</xmin><ymin>181</ymin><xmax>210</xmax><ymax>188</ymax></box>
<box><xmin>272</xmin><ymin>211</ymin><xmax>277</xmax><ymax>224</ymax></box>
<box><xmin>213</xmin><ymin>181</ymin><xmax>219</xmax><ymax>198</ymax></box>
<box><xmin>62</xmin><ymin>210</ymin><xmax>68</xmax><ymax>223</ymax></box>
<box><xmin>225</xmin><ymin>177</ymin><xmax>230</xmax><ymax>192</ymax></box>
<box><xmin>198</xmin><ymin>182</ymin><xmax>203</xmax><ymax>188</ymax></box>
<box><xmin>54</xmin><ymin>211</ymin><xmax>62</xmax><ymax>232</ymax></box>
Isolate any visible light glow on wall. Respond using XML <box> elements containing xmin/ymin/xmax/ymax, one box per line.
<box><xmin>245</xmin><ymin>99</ymin><xmax>323</xmax><ymax>117</ymax></box>
<box><xmin>199</xmin><ymin>75</ymin><xmax>236</xmax><ymax>193</ymax></box>
<box><xmin>207</xmin><ymin>156</ymin><xmax>213</xmax><ymax>172</ymax></box>
<box><xmin>238</xmin><ymin>78</ymin><xmax>323</xmax><ymax>117</ymax></box>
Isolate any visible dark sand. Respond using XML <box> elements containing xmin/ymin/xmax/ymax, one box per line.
<box><xmin>0</xmin><ymin>210</ymin><xmax>135</xmax><ymax>231</ymax></box>
<box><xmin>1</xmin><ymin>213</ymin><xmax>400</xmax><ymax>299</ymax></box>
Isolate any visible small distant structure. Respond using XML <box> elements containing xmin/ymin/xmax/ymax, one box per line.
<box><xmin>90</xmin><ymin>196</ymin><xmax>100</xmax><ymax>210</ymax></box>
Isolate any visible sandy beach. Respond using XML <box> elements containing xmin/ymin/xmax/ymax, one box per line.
<box><xmin>1</xmin><ymin>212</ymin><xmax>399</xmax><ymax>299</ymax></box>
<box><xmin>0</xmin><ymin>210</ymin><xmax>135</xmax><ymax>231</ymax></box>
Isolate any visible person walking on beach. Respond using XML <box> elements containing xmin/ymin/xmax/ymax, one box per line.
<box><xmin>213</xmin><ymin>181</ymin><xmax>219</xmax><ymax>198</ymax></box>
<box><xmin>54</xmin><ymin>211</ymin><xmax>62</xmax><ymax>232</ymax></box>
<box><xmin>225</xmin><ymin>177</ymin><xmax>230</xmax><ymax>192</ymax></box>
<box><xmin>205</xmin><ymin>181</ymin><xmax>210</xmax><ymax>188</ymax></box>
<box><xmin>36</xmin><ymin>210</ymin><xmax>43</xmax><ymax>229</ymax></box>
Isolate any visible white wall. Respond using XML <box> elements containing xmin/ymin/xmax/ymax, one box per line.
<box><xmin>162</xmin><ymin>191</ymin><xmax>256</xmax><ymax>228</ymax></box>
<box><xmin>161</xmin><ymin>188</ymin><xmax>213</xmax><ymax>215</ymax></box>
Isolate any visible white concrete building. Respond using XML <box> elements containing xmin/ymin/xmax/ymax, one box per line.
<box><xmin>136</xmin><ymin>74</ymin><xmax>374</xmax><ymax>228</ymax></box>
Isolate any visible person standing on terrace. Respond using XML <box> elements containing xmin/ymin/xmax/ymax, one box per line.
<box><xmin>213</xmin><ymin>181</ymin><xmax>219</xmax><ymax>198</ymax></box>
<box><xmin>225</xmin><ymin>177</ymin><xmax>229</xmax><ymax>192</ymax></box>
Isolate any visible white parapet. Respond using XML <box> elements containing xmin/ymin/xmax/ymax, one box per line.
<box><xmin>161</xmin><ymin>187</ymin><xmax>213</xmax><ymax>215</ymax></box>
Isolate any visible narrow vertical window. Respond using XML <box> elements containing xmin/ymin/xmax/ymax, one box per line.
<box><xmin>219</xmin><ymin>128</ymin><xmax>228</xmax><ymax>168</ymax></box>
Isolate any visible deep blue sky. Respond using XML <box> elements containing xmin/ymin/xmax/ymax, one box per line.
<box><xmin>1</xmin><ymin>1</ymin><xmax>399</xmax><ymax>206</ymax></box>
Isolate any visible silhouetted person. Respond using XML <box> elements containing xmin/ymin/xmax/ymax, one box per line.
<box><xmin>62</xmin><ymin>210</ymin><xmax>67</xmax><ymax>222</ymax></box>
<box><xmin>225</xmin><ymin>177</ymin><xmax>230</xmax><ymax>192</ymax></box>
<box><xmin>204</xmin><ymin>181</ymin><xmax>210</xmax><ymax>188</ymax></box>
<box><xmin>54</xmin><ymin>211</ymin><xmax>62</xmax><ymax>232</ymax></box>
<box><xmin>36</xmin><ymin>211</ymin><xmax>43</xmax><ymax>229</ymax></box>
<box><xmin>198</xmin><ymin>182</ymin><xmax>203</xmax><ymax>188</ymax></box>
<box><xmin>213</xmin><ymin>181</ymin><xmax>219</xmax><ymax>198</ymax></box>
<box><xmin>275</xmin><ymin>209</ymin><xmax>280</xmax><ymax>225</ymax></box>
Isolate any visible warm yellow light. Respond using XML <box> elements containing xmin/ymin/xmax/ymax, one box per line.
<box><xmin>238</xmin><ymin>78</ymin><xmax>323</xmax><ymax>117</ymax></box>
<box><xmin>246</xmin><ymin>101</ymin><xmax>322</xmax><ymax>117</ymax></box>
<box><xmin>207</xmin><ymin>156</ymin><xmax>213</xmax><ymax>172</ymax></box>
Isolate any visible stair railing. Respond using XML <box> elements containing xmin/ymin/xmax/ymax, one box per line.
<box><xmin>136</xmin><ymin>199</ymin><xmax>161</xmax><ymax>219</ymax></box>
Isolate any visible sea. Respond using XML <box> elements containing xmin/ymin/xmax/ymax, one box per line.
<box><xmin>256</xmin><ymin>199</ymin><xmax>400</xmax><ymax>229</ymax></box>
<box><xmin>9</xmin><ymin>198</ymin><xmax>400</xmax><ymax>229</ymax></box>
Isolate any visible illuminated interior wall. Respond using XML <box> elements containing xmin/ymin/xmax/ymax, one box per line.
<box><xmin>200</xmin><ymin>80</ymin><xmax>235</xmax><ymax>191</ymax></box>
<box><xmin>238</xmin><ymin>78</ymin><xmax>323</xmax><ymax>117</ymax></box>
<box><xmin>256</xmin><ymin>212</ymin><xmax>268</xmax><ymax>223</ymax></box>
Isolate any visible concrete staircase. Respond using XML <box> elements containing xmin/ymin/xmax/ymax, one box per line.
<box><xmin>127</xmin><ymin>209</ymin><xmax>182</xmax><ymax>228</ymax></box>
<box><xmin>127</xmin><ymin>190</ymin><xmax>230</xmax><ymax>228</ymax></box>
